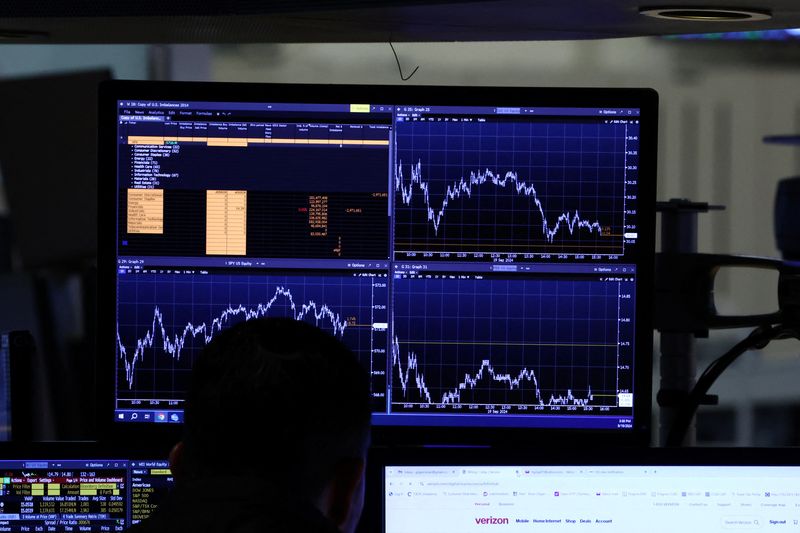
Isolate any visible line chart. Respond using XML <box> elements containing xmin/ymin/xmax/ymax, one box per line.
<box><xmin>396</xmin><ymin>161</ymin><xmax>605</xmax><ymax>241</ymax></box>
<box><xmin>393</xmin><ymin>119</ymin><xmax>634</xmax><ymax>258</ymax></box>
<box><xmin>390</xmin><ymin>275</ymin><xmax>635</xmax><ymax>414</ymax></box>
<box><xmin>116</xmin><ymin>270</ymin><xmax>388</xmax><ymax>407</ymax></box>
<box><xmin>118</xmin><ymin>287</ymin><xmax>348</xmax><ymax>389</ymax></box>
<box><xmin>391</xmin><ymin>336</ymin><xmax>595</xmax><ymax>407</ymax></box>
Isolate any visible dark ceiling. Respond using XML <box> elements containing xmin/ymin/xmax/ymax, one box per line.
<box><xmin>0</xmin><ymin>0</ymin><xmax>798</xmax><ymax>42</ymax></box>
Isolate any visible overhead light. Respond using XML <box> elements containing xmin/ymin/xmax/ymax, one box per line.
<box><xmin>640</xmin><ymin>7</ymin><xmax>772</xmax><ymax>21</ymax></box>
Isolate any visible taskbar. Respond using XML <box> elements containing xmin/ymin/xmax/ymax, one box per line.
<box><xmin>115</xmin><ymin>408</ymin><xmax>184</xmax><ymax>424</ymax></box>
<box><xmin>114</xmin><ymin>408</ymin><xmax>633</xmax><ymax>430</ymax></box>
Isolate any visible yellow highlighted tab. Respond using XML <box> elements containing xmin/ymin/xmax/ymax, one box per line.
<box><xmin>150</xmin><ymin>469</ymin><xmax>172</xmax><ymax>475</ymax></box>
<box><xmin>128</xmin><ymin>136</ymin><xmax>164</xmax><ymax>145</ymax></box>
<box><xmin>350</xmin><ymin>104</ymin><xmax>370</xmax><ymax>113</ymax></box>
<box><xmin>81</xmin><ymin>483</ymin><xmax>118</xmax><ymax>490</ymax></box>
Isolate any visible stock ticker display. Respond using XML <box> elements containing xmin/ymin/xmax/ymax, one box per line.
<box><xmin>114</xmin><ymin>98</ymin><xmax>644</xmax><ymax>430</ymax></box>
<box><xmin>0</xmin><ymin>459</ymin><xmax>172</xmax><ymax>532</ymax></box>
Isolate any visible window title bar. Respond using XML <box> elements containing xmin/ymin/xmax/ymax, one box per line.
<box><xmin>118</xmin><ymin>100</ymin><xmax>640</xmax><ymax>118</ymax></box>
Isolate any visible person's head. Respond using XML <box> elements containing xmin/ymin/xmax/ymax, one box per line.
<box><xmin>169</xmin><ymin>317</ymin><xmax>371</xmax><ymax>533</ymax></box>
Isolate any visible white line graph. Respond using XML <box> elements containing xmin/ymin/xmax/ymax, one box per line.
<box><xmin>117</xmin><ymin>286</ymin><xmax>348</xmax><ymax>389</ymax></box>
<box><xmin>396</xmin><ymin>160</ymin><xmax>605</xmax><ymax>242</ymax></box>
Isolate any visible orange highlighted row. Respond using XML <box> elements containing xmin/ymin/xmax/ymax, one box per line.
<box><xmin>127</xmin><ymin>189</ymin><xmax>164</xmax><ymax>235</ymax></box>
<box><xmin>206</xmin><ymin>190</ymin><xmax>247</xmax><ymax>256</ymax></box>
<box><xmin>127</xmin><ymin>136</ymin><xmax>389</xmax><ymax>147</ymax></box>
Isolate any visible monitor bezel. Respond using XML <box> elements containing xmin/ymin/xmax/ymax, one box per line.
<box><xmin>98</xmin><ymin>80</ymin><xmax>658</xmax><ymax>448</ymax></box>
<box><xmin>370</xmin><ymin>444</ymin><xmax>800</xmax><ymax>469</ymax></box>
<box><xmin>0</xmin><ymin>441</ymin><xmax>172</xmax><ymax>466</ymax></box>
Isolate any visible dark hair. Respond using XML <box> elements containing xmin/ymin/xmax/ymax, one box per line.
<box><xmin>182</xmin><ymin>317</ymin><xmax>371</xmax><ymax>498</ymax></box>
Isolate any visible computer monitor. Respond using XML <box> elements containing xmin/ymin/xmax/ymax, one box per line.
<box><xmin>99</xmin><ymin>81</ymin><xmax>658</xmax><ymax>444</ymax></box>
<box><xmin>0</xmin><ymin>70</ymin><xmax>109</xmax><ymax>269</ymax></box>
<box><xmin>0</xmin><ymin>444</ymin><xmax>173</xmax><ymax>531</ymax></box>
<box><xmin>376</xmin><ymin>448</ymin><xmax>800</xmax><ymax>533</ymax></box>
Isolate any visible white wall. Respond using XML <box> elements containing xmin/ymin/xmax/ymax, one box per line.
<box><xmin>0</xmin><ymin>44</ymin><xmax>149</xmax><ymax>79</ymax></box>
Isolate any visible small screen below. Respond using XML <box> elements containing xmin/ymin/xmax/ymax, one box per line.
<box><xmin>384</xmin><ymin>464</ymin><xmax>800</xmax><ymax>533</ymax></box>
<box><xmin>0</xmin><ymin>459</ymin><xmax>172</xmax><ymax>531</ymax></box>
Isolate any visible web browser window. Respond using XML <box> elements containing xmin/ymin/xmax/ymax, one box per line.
<box><xmin>384</xmin><ymin>465</ymin><xmax>800</xmax><ymax>532</ymax></box>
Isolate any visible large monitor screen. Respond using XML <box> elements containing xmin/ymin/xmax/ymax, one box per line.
<box><xmin>383</xmin><ymin>462</ymin><xmax>800</xmax><ymax>533</ymax></box>
<box><xmin>102</xmin><ymin>82</ymin><xmax>657</xmax><ymax>438</ymax></box>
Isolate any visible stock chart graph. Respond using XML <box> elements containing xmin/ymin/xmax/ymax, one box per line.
<box><xmin>394</xmin><ymin>119</ymin><xmax>637</xmax><ymax>259</ymax></box>
<box><xmin>115</xmin><ymin>270</ymin><xmax>388</xmax><ymax>410</ymax></box>
<box><xmin>390</xmin><ymin>274</ymin><xmax>634</xmax><ymax>414</ymax></box>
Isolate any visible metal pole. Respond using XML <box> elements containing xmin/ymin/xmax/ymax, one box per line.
<box><xmin>657</xmin><ymin>200</ymin><xmax>705</xmax><ymax>446</ymax></box>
